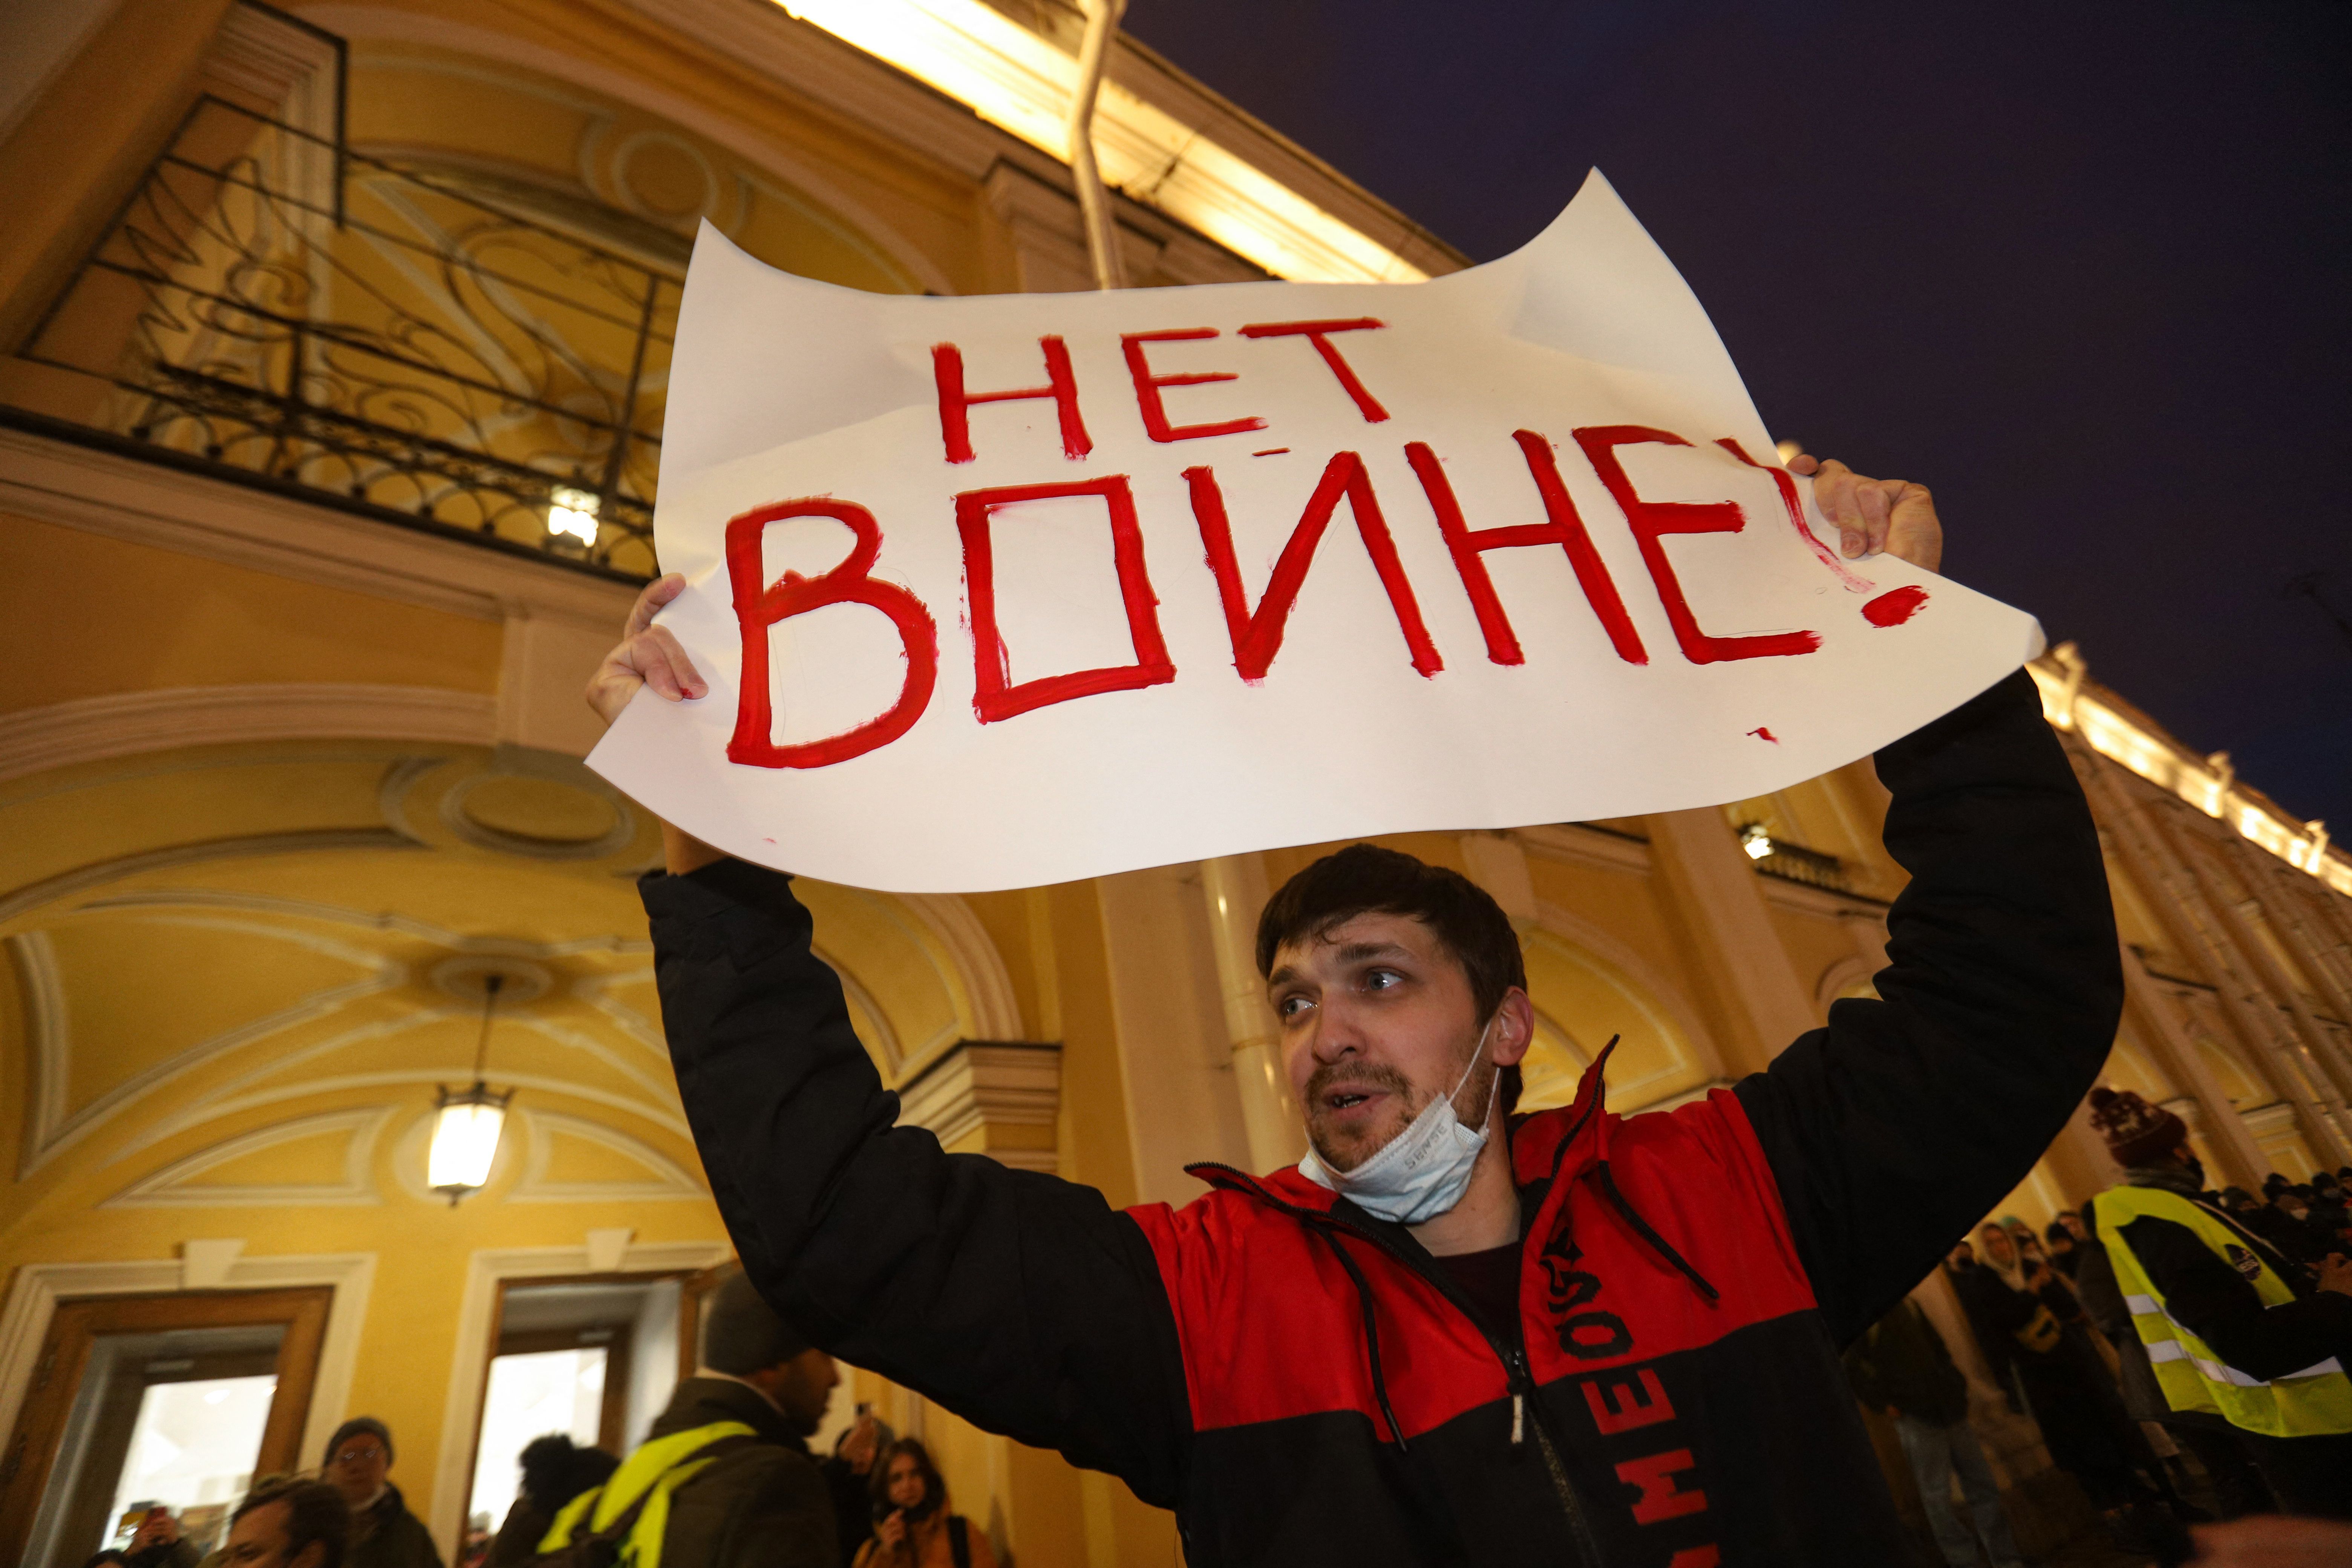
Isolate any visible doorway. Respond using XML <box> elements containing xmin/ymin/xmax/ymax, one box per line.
<box><xmin>0</xmin><ymin>1287</ymin><xmax>330</xmax><ymax>1568</ymax></box>
<box><xmin>465</xmin><ymin>1274</ymin><xmax>702</xmax><ymax>1537</ymax></box>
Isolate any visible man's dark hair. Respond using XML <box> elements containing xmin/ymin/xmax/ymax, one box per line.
<box><xmin>1256</xmin><ymin>844</ymin><xmax>1528</xmax><ymax>1112</ymax></box>
<box><xmin>517</xmin><ymin>1433</ymin><xmax>619</xmax><ymax>1514</ymax></box>
<box><xmin>868</xmin><ymin>1437</ymin><xmax>947</xmax><ymax>1522</ymax></box>
<box><xmin>233</xmin><ymin>1478</ymin><xmax>350</xmax><ymax>1568</ymax></box>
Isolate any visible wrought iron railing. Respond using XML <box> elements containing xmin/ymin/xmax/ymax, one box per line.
<box><xmin>1737</xmin><ymin>822</ymin><xmax>1854</xmax><ymax>894</ymax></box>
<box><xmin>7</xmin><ymin>95</ymin><xmax>676</xmax><ymax>578</ymax></box>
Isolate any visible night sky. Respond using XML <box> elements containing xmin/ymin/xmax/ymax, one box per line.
<box><xmin>1126</xmin><ymin>1</ymin><xmax>2352</xmax><ymax>829</ymax></box>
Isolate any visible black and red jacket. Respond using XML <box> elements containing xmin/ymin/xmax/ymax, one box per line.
<box><xmin>642</xmin><ymin>669</ymin><xmax>2122</xmax><ymax>1565</ymax></box>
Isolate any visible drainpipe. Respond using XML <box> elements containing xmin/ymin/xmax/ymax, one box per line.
<box><xmin>1067</xmin><ymin>0</ymin><xmax>1129</xmax><ymax>290</ymax></box>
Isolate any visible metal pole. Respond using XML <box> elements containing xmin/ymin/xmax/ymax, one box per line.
<box><xmin>1067</xmin><ymin>0</ymin><xmax>1129</xmax><ymax>291</ymax></box>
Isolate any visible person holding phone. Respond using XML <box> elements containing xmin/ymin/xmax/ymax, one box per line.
<box><xmin>852</xmin><ymin>1441</ymin><xmax>993</xmax><ymax>1568</ymax></box>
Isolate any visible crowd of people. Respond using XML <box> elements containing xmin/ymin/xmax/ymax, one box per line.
<box><xmin>86</xmin><ymin>1270</ymin><xmax>987</xmax><ymax>1568</ymax></box>
<box><xmin>95</xmin><ymin>1159</ymin><xmax>2350</xmax><ymax>1568</ymax></box>
<box><xmin>87</xmin><ymin>1416</ymin><xmax>443</xmax><ymax>1568</ymax></box>
<box><xmin>1847</xmin><ymin>1107</ymin><xmax>2352</xmax><ymax>1567</ymax></box>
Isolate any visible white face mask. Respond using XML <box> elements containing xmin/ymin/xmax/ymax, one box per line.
<box><xmin>1298</xmin><ymin>1017</ymin><xmax>1498</xmax><ymax>1225</ymax></box>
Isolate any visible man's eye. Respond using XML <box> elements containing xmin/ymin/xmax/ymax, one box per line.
<box><xmin>1364</xmin><ymin>968</ymin><xmax>1403</xmax><ymax>991</ymax></box>
<box><xmin>1277</xmin><ymin>994</ymin><xmax>1312</xmax><ymax>1019</ymax></box>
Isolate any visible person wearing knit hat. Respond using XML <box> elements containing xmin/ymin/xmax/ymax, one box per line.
<box><xmin>2085</xmin><ymin>1085</ymin><xmax>2352</xmax><ymax>1518</ymax></box>
<box><xmin>699</xmin><ymin>1267</ymin><xmax>817</xmax><ymax>1387</ymax></box>
<box><xmin>2087</xmin><ymin>1087</ymin><xmax>2191</xmax><ymax>1170</ymax></box>
<box><xmin>321</xmin><ymin>1416</ymin><xmax>439</xmax><ymax>1568</ymax></box>
<box><xmin>535</xmin><ymin>1266</ymin><xmax>845</xmax><ymax>1568</ymax></box>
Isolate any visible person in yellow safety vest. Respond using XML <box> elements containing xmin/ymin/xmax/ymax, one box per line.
<box><xmin>538</xmin><ymin>1267</ymin><xmax>843</xmax><ymax>1568</ymax></box>
<box><xmin>2086</xmin><ymin>1087</ymin><xmax>2352</xmax><ymax>1519</ymax></box>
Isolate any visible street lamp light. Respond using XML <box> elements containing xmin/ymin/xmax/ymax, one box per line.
<box><xmin>429</xmin><ymin>973</ymin><xmax>514</xmax><ymax>1205</ymax></box>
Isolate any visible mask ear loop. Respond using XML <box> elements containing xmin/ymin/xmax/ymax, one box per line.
<box><xmin>1450</xmin><ymin>1011</ymin><xmax>1504</xmax><ymax>1132</ymax></box>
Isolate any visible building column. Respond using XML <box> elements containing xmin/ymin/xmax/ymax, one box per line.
<box><xmin>2117</xmin><ymin>946</ymin><xmax>2270</xmax><ymax>1188</ymax></box>
<box><xmin>2066</xmin><ymin>733</ymin><xmax>2351</xmax><ymax>1168</ymax></box>
<box><xmin>1199</xmin><ymin>853</ymin><xmax>1304</xmax><ymax>1173</ymax></box>
<box><xmin>2225</xmin><ymin>834</ymin><xmax>2352</xmax><ymax>1081</ymax></box>
<box><xmin>1459</xmin><ymin>831</ymin><xmax>1540</xmax><ymax>929</ymax></box>
<box><xmin>1643</xmin><ymin>807</ymin><xmax>1818</xmax><ymax>1076</ymax></box>
<box><xmin>2142</xmin><ymin>799</ymin><xmax>2352</xmax><ymax>1164</ymax></box>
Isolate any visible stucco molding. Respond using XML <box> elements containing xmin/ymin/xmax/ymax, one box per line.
<box><xmin>894</xmin><ymin>1040</ymin><xmax>1061</xmax><ymax>1173</ymax></box>
<box><xmin>0</xmin><ymin>831</ymin><xmax>425</xmax><ymax>928</ymax></box>
<box><xmin>303</xmin><ymin>2</ymin><xmax>963</xmax><ymax>295</ymax></box>
<box><xmin>0</xmin><ymin>684</ymin><xmax>498</xmax><ymax>784</ymax></box>
<box><xmin>101</xmin><ymin>1106</ymin><xmax>397</xmax><ymax>1209</ymax></box>
<box><xmin>508</xmin><ymin>1109</ymin><xmax>707</xmax><ymax>1204</ymax></box>
<box><xmin>0</xmin><ymin>426</ymin><xmax>635</xmax><ymax>626</ymax></box>
<box><xmin>1813</xmin><ymin>953</ymin><xmax>1884</xmax><ymax>1018</ymax></box>
<box><xmin>1516</xmin><ymin>824</ymin><xmax>1652</xmax><ymax>877</ymax></box>
<box><xmin>429</xmin><ymin>1239</ymin><xmax>732</xmax><ymax>1553</ymax></box>
<box><xmin>0</xmin><ymin>1249</ymin><xmax>378</xmax><ymax>1479</ymax></box>
<box><xmin>1528</xmin><ymin>898</ymin><xmax>1726</xmax><ymax>1101</ymax></box>
<box><xmin>896</xmin><ymin>894</ymin><xmax>1026</xmax><ymax>1041</ymax></box>
<box><xmin>1755</xmin><ymin>871</ymin><xmax>1893</xmax><ymax>919</ymax></box>
<box><xmin>9</xmin><ymin>887</ymin><xmax>672</xmax><ymax>1173</ymax></box>
<box><xmin>8</xmin><ymin>926</ymin><xmax>406</xmax><ymax>1181</ymax></box>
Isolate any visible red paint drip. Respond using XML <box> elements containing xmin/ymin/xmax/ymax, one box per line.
<box><xmin>1749</xmin><ymin>727</ymin><xmax>1779</xmax><ymax>743</ymax></box>
<box><xmin>1863</xmin><ymin>585</ymin><xmax>1930</xmax><ymax>626</ymax></box>
<box><xmin>1251</xmin><ymin>447</ymin><xmax>1291</xmax><ymax>456</ymax></box>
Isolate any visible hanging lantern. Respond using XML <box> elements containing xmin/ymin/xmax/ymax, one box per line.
<box><xmin>429</xmin><ymin>973</ymin><xmax>514</xmax><ymax>1205</ymax></box>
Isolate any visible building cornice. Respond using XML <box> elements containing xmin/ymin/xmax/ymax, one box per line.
<box><xmin>740</xmin><ymin>0</ymin><xmax>1465</xmax><ymax>282</ymax></box>
<box><xmin>2031</xmin><ymin>648</ymin><xmax>2347</xmax><ymax>897</ymax></box>
<box><xmin>0</xmin><ymin>426</ymin><xmax>636</xmax><ymax>626</ymax></box>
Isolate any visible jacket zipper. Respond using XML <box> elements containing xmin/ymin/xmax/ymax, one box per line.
<box><xmin>1190</xmin><ymin>1165</ymin><xmax>1606</xmax><ymax>1566</ymax></box>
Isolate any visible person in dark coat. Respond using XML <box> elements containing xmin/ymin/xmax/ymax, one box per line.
<box><xmin>2087</xmin><ymin>1090</ymin><xmax>2352</xmax><ymax>1519</ymax></box>
<box><xmin>2045</xmin><ymin>1218</ymin><xmax>2086</xmax><ymax>1279</ymax></box>
<box><xmin>541</xmin><ymin>1267</ymin><xmax>838</xmax><ymax>1568</ymax></box>
<box><xmin>1955</xmin><ymin>1224</ymin><xmax>2156</xmax><ymax>1518</ymax></box>
<box><xmin>485</xmin><ymin>1435</ymin><xmax>618</xmax><ymax>1566</ymax></box>
<box><xmin>2075</xmin><ymin>1205</ymin><xmax>2271</xmax><ymax>1519</ymax></box>
<box><xmin>1845</xmin><ymin>1297</ymin><xmax>2025</xmax><ymax>1568</ymax></box>
<box><xmin>322</xmin><ymin>1419</ymin><xmax>441</xmax><ymax>1568</ymax></box>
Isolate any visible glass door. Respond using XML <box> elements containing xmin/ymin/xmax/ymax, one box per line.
<box><xmin>0</xmin><ymin>1287</ymin><xmax>330</xmax><ymax>1568</ymax></box>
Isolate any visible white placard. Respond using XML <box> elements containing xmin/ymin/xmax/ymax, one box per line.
<box><xmin>589</xmin><ymin>171</ymin><xmax>2039</xmax><ymax>893</ymax></box>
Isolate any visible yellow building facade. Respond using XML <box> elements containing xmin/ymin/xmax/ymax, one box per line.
<box><xmin>3</xmin><ymin>3</ymin><xmax>2348</xmax><ymax>1564</ymax></box>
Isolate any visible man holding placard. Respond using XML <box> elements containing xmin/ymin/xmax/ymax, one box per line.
<box><xmin>586</xmin><ymin>441</ymin><xmax>2124</xmax><ymax>1565</ymax></box>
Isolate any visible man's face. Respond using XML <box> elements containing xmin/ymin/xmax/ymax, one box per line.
<box><xmin>225</xmin><ymin>1501</ymin><xmax>322</xmax><ymax>1568</ymax></box>
<box><xmin>1948</xmin><ymin>1240</ymin><xmax>1974</xmax><ymax>1268</ymax></box>
<box><xmin>1269</xmin><ymin>912</ymin><xmax>1525</xmax><ymax>1174</ymax></box>
<box><xmin>765</xmin><ymin>1348</ymin><xmax>839</xmax><ymax>1437</ymax></box>
<box><xmin>1980</xmin><ymin>1227</ymin><xmax>2015</xmax><ymax>1268</ymax></box>
<box><xmin>2059</xmin><ymin>1212</ymin><xmax>2087</xmax><ymax>1240</ymax></box>
<box><xmin>326</xmin><ymin>1432</ymin><xmax>388</xmax><ymax>1506</ymax></box>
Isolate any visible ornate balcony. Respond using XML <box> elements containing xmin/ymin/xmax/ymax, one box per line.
<box><xmin>4</xmin><ymin>95</ymin><xmax>674</xmax><ymax>580</ymax></box>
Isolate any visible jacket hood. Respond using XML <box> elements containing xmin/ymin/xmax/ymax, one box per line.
<box><xmin>649</xmin><ymin>1375</ymin><xmax>807</xmax><ymax>1450</ymax></box>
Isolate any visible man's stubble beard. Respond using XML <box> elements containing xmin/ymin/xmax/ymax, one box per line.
<box><xmin>1302</xmin><ymin>1050</ymin><xmax>1496</xmax><ymax>1174</ymax></box>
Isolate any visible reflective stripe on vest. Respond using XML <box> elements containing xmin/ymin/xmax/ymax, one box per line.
<box><xmin>535</xmin><ymin>1420</ymin><xmax>761</xmax><ymax>1565</ymax></box>
<box><xmin>2092</xmin><ymin>1185</ymin><xmax>2352</xmax><ymax>1438</ymax></box>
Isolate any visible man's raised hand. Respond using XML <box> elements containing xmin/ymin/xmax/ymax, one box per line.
<box><xmin>586</xmin><ymin>573</ymin><xmax>707</xmax><ymax>727</ymax></box>
<box><xmin>1787</xmin><ymin>452</ymin><xmax>1943</xmax><ymax>574</ymax></box>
